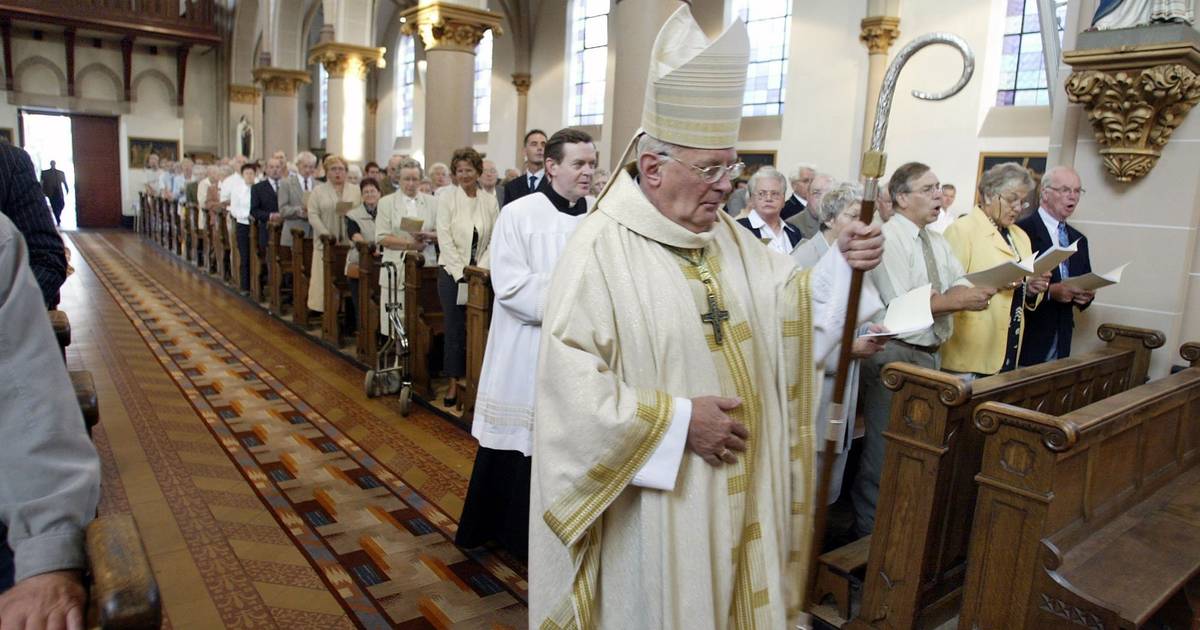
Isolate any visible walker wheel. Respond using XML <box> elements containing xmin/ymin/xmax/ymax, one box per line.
<box><xmin>382</xmin><ymin>371</ymin><xmax>402</xmax><ymax>395</ymax></box>
<box><xmin>399</xmin><ymin>385</ymin><xmax>412</xmax><ymax>416</ymax></box>
<box><xmin>364</xmin><ymin>370</ymin><xmax>379</xmax><ymax>398</ymax></box>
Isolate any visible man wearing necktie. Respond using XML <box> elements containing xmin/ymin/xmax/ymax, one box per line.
<box><xmin>502</xmin><ymin>129</ymin><xmax>548</xmax><ymax>207</ymax></box>
<box><xmin>1017</xmin><ymin>166</ymin><xmax>1094</xmax><ymax>365</ymax></box>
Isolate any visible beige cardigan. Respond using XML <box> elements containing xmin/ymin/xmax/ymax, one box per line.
<box><xmin>435</xmin><ymin>185</ymin><xmax>499</xmax><ymax>280</ymax></box>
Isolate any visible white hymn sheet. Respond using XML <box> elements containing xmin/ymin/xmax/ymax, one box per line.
<box><xmin>964</xmin><ymin>255</ymin><xmax>1035</xmax><ymax>289</ymax></box>
<box><xmin>1060</xmin><ymin>262</ymin><xmax>1130</xmax><ymax>291</ymax></box>
<box><xmin>861</xmin><ymin>283</ymin><xmax>934</xmax><ymax>338</ymax></box>
<box><xmin>1033</xmin><ymin>239</ymin><xmax>1079</xmax><ymax>276</ymax></box>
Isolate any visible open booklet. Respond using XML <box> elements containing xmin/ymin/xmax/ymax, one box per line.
<box><xmin>1061</xmin><ymin>262</ymin><xmax>1130</xmax><ymax>291</ymax></box>
<box><xmin>963</xmin><ymin>255</ymin><xmax>1036</xmax><ymax>289</ymax></box>
<box><xmin>1032</xmin><ymin>239</ymin><xmax>1079</xmax><ymax>276</ymax></box>
<box><xmin>860</xmin><ymin>283</ymin><xmax>934</xmax><ymax>339</ymax></box>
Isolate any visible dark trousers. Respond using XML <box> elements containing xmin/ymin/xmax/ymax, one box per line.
<box><xmin>236</xmin><ymin>222</ymin><xmax>251</xmax><ymax>291</ymax></box>
<box><xmin>850</xmin><ymin>342</ymin><xmax>940</xmax><ymax>537</ymax></box>
<box><xmin>437</xmin><ymin>268</ymin><xmax>467</xmax><ymax>378</ymax></box>
<box><xmin>49</xmin><ymin>196</ymin><xmax>64</xmax><ymax>225</ymax></box>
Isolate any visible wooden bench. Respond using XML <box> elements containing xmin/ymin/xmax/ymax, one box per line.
<box><xmin>291</xmin><ymin>231</ymin><xmax>314</xmax><ymax>328</ymax></box>
<box><xmin>226</xmin><ymin>214</ymin><xmax>241</xmax><ymax>290</ymax></box>
<box><xmin>267</xmin><ymin>222</ymin><xmax>291</xmax><ymax>316</ymax></box>
<box><xmin>49</xmin><ymin>309</ymin><xmax>71</xmax><ymax>359</ymax></box>
<box><xmin>824</xmin><ymin>324</ymin><xmax>1165</xmax><ymax>629</ymax></box>
<box><xmin>463</xmin><ymin>265</ymin><xmax>493</xmax><ymax>420</ymax></box>
<box><xmin>185</xmin><ymin>202</ymin><xmax>199</xmax><ymax>265</ymax></box>
<box><xmin>405</xmin><ymin>254</ymin><xmax>444</xmax><ymax>399</ymax></box>
<box><xmin>959</xmin><ymin>353</ymin><xmax>1200</xmax><ymax>630</ymax></box>
<box><xmin>320</xmin><ymin>235</ymin><xmax>352</xmax><ymax>347</ymax></box>
<box><xmin>355</xmin><ymin>245</ymin><xmax>383</xmax><ymax>365</ymax></box>
<box><xmin>249</xmin><ymin>220</ymin><xmax>264</xmax><ymax>302</ymax></box>
<box><xmin>174</xmin><ymin>201</ymin><xmax>186</xmax><ymax>258</ymax></box>
<box><xmin>1183</xmin><ymin>341</ymin><xmax>1200</xmax><ymax>368</ymax></box>
<box><xmin>71</xmin><ymin>369</ymin><xmax>99</xmax><ymax>434</ymax></box>
<box><xmin>213</xmin><ymin>208</ymin><xmax>230</xmax><ymax>283</ymax></box>
<box><xmin>86</xmin><ymin>514</ymin><xmax>162</xmax><ymax>629</ymax></box>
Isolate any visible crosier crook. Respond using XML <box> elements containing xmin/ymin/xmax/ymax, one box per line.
<box><xmin>798</xmin><ymin>32</ymin><xmax>975</xmax><ymax>627</ymax></box>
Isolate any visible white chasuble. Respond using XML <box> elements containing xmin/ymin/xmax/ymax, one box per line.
<box><xmin>530</xmin><ymin>168</ymin><xmax>874</xmax><ymax>629</ymax></box>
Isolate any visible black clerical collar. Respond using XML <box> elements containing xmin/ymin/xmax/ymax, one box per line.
<box><xmin>543</xmin><ymin>184</ymin><xmax>587</xmax><ymax>216</ymax></box>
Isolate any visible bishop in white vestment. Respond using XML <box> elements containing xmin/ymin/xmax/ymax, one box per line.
<box><xmin>529</xmin><ymin>7</ymin><xmax>883</xmax><ymax>629</ymax></box>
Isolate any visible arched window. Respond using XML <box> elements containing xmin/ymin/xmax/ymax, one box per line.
<box><xmin>318</xmin><ymin>63</ymin><xmax>329</xmax><ymax>142</ymax></box>
<box><xmin>996</xmin><ymin>0</ymin><xmax>1067</xmax><ymax>106</ymax></box>
<box><xmin>395</xmin><ymin>34</ymin><xmax>415</xmax><ymax>138</ymax></box>
<box><xmin>567</xmin><ymin>0</ymin><xmax>609</xmax><ymax>126</ymax></box>
<box><xmin>731</xmin><ymin>0</ymin><xmax>791</xmax><ymax>117</ymax></box>
<box><xmin>473</xmin><ymin>30</ymin><xmax>493</xmax><ymax>133</ymax></box>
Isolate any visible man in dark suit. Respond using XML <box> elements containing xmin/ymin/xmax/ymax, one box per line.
<box><xmin>502</xmin><ymin>129</ymin><xmax>548</xmax><ymax>207</ymax></box>
<box><xmin>249</xmin><ymin>156</ymin><xmax>284</xmax><ymax>290</ymax></box>
<box><xmin>781</xmin><ymin>163</ymin><xmax>814</xmax><ymax>221</ymax></box>
<box><xmin>1017</xmin><ymin>166</ymin><xmax>1094</xmax><ymax>366</ymax></box>
<box><xmin>2</xmin><ymin>144</ymin><xmax>66</xmax><ymax>308</ymax></box>
<box><xmin>39</xmin><ymin>161</ymin><xmax>68</xmax><ymax>227</ymax></box>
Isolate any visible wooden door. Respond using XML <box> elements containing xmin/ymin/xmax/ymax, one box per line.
<box><xmin>70</xmin><ymin>115</ymin><xmax>122</xmax><ymax>228</ymax></box>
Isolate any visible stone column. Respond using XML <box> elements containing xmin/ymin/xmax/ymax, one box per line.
<box><xmin>400</xmin><ymin>1</ymin><xmax>502</xmax><ymax>167</ymax></box>
<box><xmin>859</xmin><ymin>15</ymin><xmax>901</xmax><ymax>153</ymax></box>
<box><xmin>603</xmin><ymin>0</ymin><xmax>680</xmax><ymax>171</ymax></box>
<box><xmin>512</xmin><ymin>72</ymin><xmax>531</xmax><ymax>167</ymax></box>
<box><xmin>253</xmin><ymin>68</ymin><xmax>311</xmax><ymax>158</ymax></box>
<box><xmin>308</xmin><ymin>42</ymin><xmax>385</xmax><ymax>164</ymax></box>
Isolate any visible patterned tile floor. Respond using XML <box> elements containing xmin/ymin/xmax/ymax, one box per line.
<box><xmin>64</xmin><ymin>230</ymin><xmax>527</xmax><ymax>628</ymax></box>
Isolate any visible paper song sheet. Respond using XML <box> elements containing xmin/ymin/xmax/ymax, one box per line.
<box><xmin>1060</xmin><ymin>262</ymin><xmax>1130</xmax><ymax>291</ymax></box>
<box><xmin>861</xmin><ymin>283</ymin><xmax>934</xmax><ymax>338</ymax></box>
<box><xmin>964</xmin><ymin>255</ymin><xmax>1035</xmax><ymax>289</ymax></box>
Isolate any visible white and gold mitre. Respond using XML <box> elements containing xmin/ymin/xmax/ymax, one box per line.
<box><xmin>641</xmin><ymin>4</ymin><xmax>750</xmax><ymax>149</ymax></box>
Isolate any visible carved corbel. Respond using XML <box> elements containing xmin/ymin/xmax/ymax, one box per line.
<box><xmin>398</xmin><ymin>1</ymin><xmax>503</xmax><ymax>54</ymax></box>
<box><xmin>252</xmin><ymin>67</ymin><xmax>312</xmax><ymax>97</ymax></box>
<box><xmin>307</xmin><ymin>42</ymin><xmax>385</xmax><ymax>80</ymax></box>
<box><xmin>860</xmin><ymin>16</ymin><xmax>901</xmax><ymax>56</ymax></box>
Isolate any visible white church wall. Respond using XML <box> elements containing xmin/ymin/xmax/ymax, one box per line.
<box><xmin>526</xmin><ymin>0</ymin><xmax>569</xmax><ymax>141</ymax></box>
<box><xmin>183</xmin><ymin>50</ymin><xmax>221</xmax><ymax>156</ymax></box>
<box><xmin>486</xmin><ymin>1</ymin><xmax>519</xmax><ymax>173</ymax></box>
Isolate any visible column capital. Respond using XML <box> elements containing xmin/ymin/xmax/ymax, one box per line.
<box><xmin>229</xmin><ymin>83</ymin><xmax>260</xmax><ymax>104</ymax></box>
<box><xmin>307</xmin><ymin>41</ymin><xmax>386</xmax><ymax>79</ymax></box>
<box><xmin>252</xmin><ymin>67</ymin><xmax>312</xmax><ymax>97</ymax></box>
<box><xmin>512</xmin><ymin>72</ymin><xmax>531</xmax><ymax>95</ymax></box>
<box><xmin>860</xmin><ymin>15</ymin><xmax>901</xmax><ymax>55</ymax></box>
<box><xmin>399</xmin><ymin>1</ymin><xmax>503</xmax><ymax>54</ymax></box>
<box><xmin>1065</xmin><ymin>38</ymin><xmax>1200</xmax><ymax>181</ymax></box>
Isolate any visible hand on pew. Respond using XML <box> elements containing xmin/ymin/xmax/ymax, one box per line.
<box><xmin>0</xmin><ymin>570</ymin><xmax>86</xmax><ymax>630</ymax></box>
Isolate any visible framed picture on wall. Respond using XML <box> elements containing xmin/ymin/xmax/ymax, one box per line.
<box><xmin>737</xmin><ymin>151</ymin><xmax>777</xmax><ymax>179</ymax></box>
<box><xmin>976</xmin><ymin>151</ymin><xmax>1047</xmax><ymax>211</ymax></box>
<box><xmin>128</xmin><ymin>137</ymin><xmax>180</xmax><ymax>168</ymax></box>
<box><xmin>0</xmin><ymin>128</ymin><xmax>13</xmax><ymax>144</ymax></box>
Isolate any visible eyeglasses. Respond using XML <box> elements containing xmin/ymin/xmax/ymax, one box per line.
<box><xmin>917</xmin><ymin>183</ymin><xmax>942</xmax><ymax>195</ymax></box>
<box><xmin>754</xmin><ymin>190</ymin><xmax>783</xmax><ymax>200</ymax></box>
<box><xmin>1047</xmin><ymin>185</ymin><xmax>1086</xmax><ymax>197</ymax></box>
<box><xmin>999</xmin><ymin>194</ymin><xmax>1031</xmax><ymax>210</ymax></box>
<box><xmin>661</xmin><ymin>155</ymin><xmax>745</xmax><ymax>184</ymax></box>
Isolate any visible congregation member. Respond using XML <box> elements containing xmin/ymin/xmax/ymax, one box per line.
<box><xmin>735</xmin><ymin>166</ymin><xmax>802</xmax><ymax>254</ymax></box>
<box><xmin>590</xmin><ymin>168</ymin><xmax>609</xmax><ymax>196</ymax></box>
<box><xmin>787</xmin><ymin>171</ymin><xmax>833</xmax><ymax>239</ymax></box>
<box><xmin>155</xmin><ymin>159</ymin><xmax>173</xmax><ymax>198</ymax></box>
<box><xmin>481</xmin><ymin>159</ymin><xmax>505</xmax><ymax>207</ymax></box>
<box><xmin>39</xmin><ymin>160</ymin><xmax>69</xmax><ymax>227</ymax></box>
<box><xmin>1</xmin><ymin>143</ymin><xmax>67</xmax><ymax>309</ymax></box>
<box><xmin>436</xmin><ymin>147</ymin><xmax>499</xmax><ymax>407</ymax></box>
<box><xmin>852</xmin><ymin>161</ymin><xmax>996</xmax><ymax>537</ymax></box>
<box><xmin>0</xmin><ymin>212</ymin><xmax>100</xmax><ymax>630</ymax></box>
<box><xmin>202</xmin><ymin>166</ymin><xmax>226</xmax><ymax>261</ymax></box>
<box><xmin>792</xmin><ymin>182</ymin><xmax>889</xmax><ymax>504</ymax></box>
<box><xmin>502</xmin><ymin>129</ymin><xmax>548</xmax><ymax>206</ymax></box>
<box><xmin>249</xmin><ymin>156</ymin><xmax>285</xmax><ymax>287</ymax></box>
<box><xmin>185</xmin><ymin>161</ymin><xmax>201</xmax><ymax>207</ymax></box>
<box><xmin>457</xmin><ymin>128</ymin><xmax>597</xmax><ymax>560</ymax></box>
<box><xmin>875</xmin><ymin>185</ymin><xmax>894</xmax><ymax>222</ymax></box>
<box><xmin>941</xmin><ymin>163</ymin><xmax>1050</xmax><ymax>378</ymax></box>
<box><xmin>276</xmin><ymin>154</ymin><xmax>309</xmax><ymax>249</ymax></box>
<box><xmin>724</xmin><ymin>177</ymin><xmax>749</xmax><ymax>216</ymax></box>
<box><xmin>306</xmin><ymin>155</ymin><xmax>361</xmax><ymax>315</ymax></box>
<box><xmin>428</xmin><ymin>162</ymin><xmax>452</xmax><ymax>193</ymax></box>
<box><xmin>417</xmin><ymin>179</ymin><xmax>434</xmax><ymax>196</ymax></box>
<box><xmin>344</xmin><ymin>178</ymin><xmax>382</xmax><ymax>329</ymax></box>
<box><xmin>364</xmin><ymin>162</ymin><xmax>386</xmax><ymax>193</ymax></box>
<box><xmin>381</xmin><ymin>154</ymin><xmax>406</xmax><ymax>197</ymax></box>
<box><xmin>229</xmin><ymin>163</ymin><xmax>256</xmax><ymax>292</ymax></box>
<box><xmin>142</xmin><ymin>152</ymin><xmax>160</xmax><ymax>197</ymax></box>
<box><xmin>1018</xmin><ymin>166</ymin><xmax>1095</xmax><ymax>365</ymax></box>
<box><xmin>529</xmin><ymin>7</ymin><xmax>884</xmax><ymax>627</ymax></box>
<box><xmin>782</xmin><ymin>162</ymin><xmax>815</xmax><ymax>220</ymax></box>
<box><xmin>294</xmin><ymin>151</ymin><xmax>319</xmax><ymax>196</ymax></box>
<box><xmin>375</xmin><ymin>157</ymin><xmax>438</xmax><ymax>329</ymax></box>
<box><xmin>929</xmin><ymin>182</ymin><xmax>959</xmax><ymax>233</ymax></box>
<box><xmin>347</xmin><ymin>164</ymin><xmax>363</xmax><ymax>186</ymax></box>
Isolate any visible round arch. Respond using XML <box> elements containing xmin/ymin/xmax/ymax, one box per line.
<box><xmin>75</xmin><ymin>62</ymin><xmax>123</xmax><ymax>101</ymax></box>
<box><xmin>14</xmin><ymin>55</ymin><xmax>68</xmax><ymax>96</ymax></box>
<box><xmin>132</xmin><ymin>68</ymin><xmax>176</xmax><ymax>104</ymax></box>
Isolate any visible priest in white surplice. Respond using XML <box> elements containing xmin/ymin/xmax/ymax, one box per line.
<box><xmin>456</xmin><ymin>129</ymin><xmax>598</xmax><ymax>560</ymax></box>
<box><xmin>529</xmin><ymin>6</ymin><xmax>884</xmax><ymax>629</ymax></box>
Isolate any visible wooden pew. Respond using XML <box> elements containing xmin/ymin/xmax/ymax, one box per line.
<box><xmin>355</xmin><ymin>244</ymin><xmax>382</xmax><ymax>364</ymax></box>
<box><xmin>87</xmin><ymin>514</ymin><xmax>162</xmax><ymax>629</ymax></box>
<box><xmin>49</xmin><ymin>309</ymin><xmax>71</xmax><ymax>360</ymax></box>
<box><xmin>192</xmin><ymin>202</ymin><xmax>206</xmax><ymax>268</ymax></box>
<box><xmin>213</xmin><ymin>208</ymin><xmax>230</xmax><ymax>282</ymax></box>
<box><xmin>463</xmin><ymin>265</ymin><xmax>493</xmax><ymax>419</ymax></box>
<box><xmin>291</xmin><ymin>230</ymin><xmax>314</xmax><ymax>328</ymax></box>
<box><xmin>249</xmin><ymin>220</ymin><xmax>263</xmax><ymax>302</ymax></box>
<box><xmin>173</xmin><ymin>201</ymin><xmax>184</xmax><ymax>257</ymax></box>
<box><xmin>405</xmin><ymin>254</ymin><xmax>444</xmax><ymax>399</ymax></box>
<box><xmin>267</xmin><ymin>222</ymin><xmax>290</xmax><ymax>316</ymax></box>
<box><xmin>320</xmin><ymin>235</ymin><xmax>352</xmax><ymax>347</ymax></box>
<box><xmin>824</xmin><ymin>324</ymin><xmax>1165</xmax><ymax>629</ymax></box>
<box><xmin>226</xmin><ymin>213</ymin><xmax>240</xmax><ymax>289</ymax></box>
<box><xmin>136</xmin><ymin>193</ymin><xmax>145</xmax><ymax>235</ymax></box>
<box><xmin>151</xmin><ymin>197</ymin><xmax>161</xmax><ymax>246</ymax></box>
<box><xmin>1183</xmin><ymin>341</ymin><xmax>1200</xmax><ymax>368</ymax></box>
<box><xmin>959</xmin><ymin>358</ymin><xmax>1200</xmax><ymax>630</ymax></box>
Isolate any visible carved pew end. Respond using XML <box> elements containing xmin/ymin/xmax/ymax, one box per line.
<box><xmin>86</xmin><ymin>514</ymin><xmax>162</xmax><ymax>630</ymax></box>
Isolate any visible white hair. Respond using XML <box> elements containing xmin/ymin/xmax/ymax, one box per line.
<box><xmin>818</xmin><ymin>182</ymin><xmax>863</xmax><ymax>227</ymax></box>
<box><xmin>792</xmin><ymin>162</ymin><xmax>818</xmax><ymax>182</ymax></box>
<box><xmin>295</xmin><ymin>151</ymin><xmax>317</xmax><ymax>168</ymax></box>
<box><xmin>635</xmin><ymin>134</ymin><xmax>685</xmax><ymax>176</ymax></box>
<box><xmin>747</xmin><ymin>166</ymin><xmax>788</xmax><ymax>197</ymax></box>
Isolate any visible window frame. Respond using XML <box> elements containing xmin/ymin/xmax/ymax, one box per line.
<box><xmin>995</xmin><ymin>0</ymin><xmax>1066</xmax><ymax>107</ymax></box>
<box><xmin>395</xmin><ymin>33</ymin><xmax>416</xmax><ymax>139</ymax></box>
<box><xmin>729</xmin><ymin>0</ymin><xmax>792</xmax><ymax>117</ymax></box>
<box><xmin>565</xmin><ymin>0</ymin><xmax>610</xmax><ymax>127</ymax></box>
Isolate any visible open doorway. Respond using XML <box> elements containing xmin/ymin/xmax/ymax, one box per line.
<box><xmin>20</xmin><ymin>111</ymin><xmax>77</xmax><ymax>230</ymax></box>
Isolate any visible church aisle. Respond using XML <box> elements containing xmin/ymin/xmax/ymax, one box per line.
<box><xmin>62</xmin><ymin>230</ymin><xmax>527</xmax><ymax>629</ymax></box>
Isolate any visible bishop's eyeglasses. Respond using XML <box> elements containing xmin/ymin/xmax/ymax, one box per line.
<box><xmin>660</xmin><ymin>155</ymin><xmax>745</xmax><ymax>184</ymax></box>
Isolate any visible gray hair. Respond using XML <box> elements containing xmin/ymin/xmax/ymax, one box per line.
<box><xmin>193</xmin><ymin>164</ymin><xmax>208</xmax><ymax>178</ymax></box>
<box><xmin>636</xmin><ymin>134</ymin><xmax>685</xmax><ymax>176</ymax></box>
<box><xmin>1041</xmin><ymin>165</ymin><xmax>1076</xmax><ymax>189</ymax></box>
<box><xmin>295</xmin><ymin>151</ymin><xmax>317</xmax><ymax>168</ymax></box>
<box><xmin>818</xmin><ymin>182</ymin><xmax>863</xmax><ymax>229</ymax></box>
<box><xmin>397</xmin><ymin>158</ymin><xmax>423</xmax><ymax>176</ymax></box>
<box><xmin>428</xmin><ymin>162</ymin><xmax>449</xmax><ymax>175</ymax></box>
<box><xmin>747</xmin><ymin>166</ymin><xmax>788</xmax><ymax>197</ymax></box>
<box><xmin>978</xmin><ymin>162</ymin><xmax>1034</xmax><ymax>202</ymax></box>
<box><xmin>792</xmin><ymin>162</ymin><xmax>817</xmax><ymax>182</ymax></box>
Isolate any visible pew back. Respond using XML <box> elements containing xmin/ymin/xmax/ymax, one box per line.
<box><xmin>291</xmin><ymin>231</ymin><xmax>313</xmax><ymax>328</ymax></box>
<box><xmin>267</xmin><ymin>222</ymin><xmax>290</xmax><ymax>315</ymax></box>
<box><xmin>320</xmin><ymin>235</ymin><xmax>352</xmax><ymax>346</ymax></box>
<box><xmin>463</xmin><ymin>265</ymin><xmax>493</xmax><ymax>420</ymax></box>
<box><xmin>405</xmin><ymin>254</ymin><xmax>443</xmax><ymax>398</ymax></box>
<box><xmin>356</xmin><ymin>245</ymin><xmax>382</xmax><ymax>364</ymax></box>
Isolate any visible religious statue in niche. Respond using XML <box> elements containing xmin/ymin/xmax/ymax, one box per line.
<box><xmin>237</xmin><ymin>115</ymin><xmax>253</xmax><ymax>159</ymax></box>
<box><xmin>1090</xmin><ymin>0</ymin><xmax>1194</xmax><ymax>30</ymax></box>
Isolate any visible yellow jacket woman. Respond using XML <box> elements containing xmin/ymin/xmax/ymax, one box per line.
<box><xmin>941</xmin><ymin>163</ymin><xmax>1048</xmax><ymax>376</ymax></box>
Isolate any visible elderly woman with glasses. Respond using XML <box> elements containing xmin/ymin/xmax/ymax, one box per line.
<box><xmin>941</xmin><ymin>162</ymin><xmax>1051</xmax><ymax>378</ymax></box>
<box><xmin>734</xmin><ymin>166</ymin><xmax>802</xmax><ymax>255</ymax></box>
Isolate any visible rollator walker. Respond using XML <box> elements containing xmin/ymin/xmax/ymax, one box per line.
<box><xmin>364</xmin><ymin>261</ymin><xmax>413</xmax><ymax>415</ymax></box>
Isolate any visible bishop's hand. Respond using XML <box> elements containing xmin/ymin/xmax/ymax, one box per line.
<box><xmin>687</xmin><ymin>396</ymin><xmax>748</xmax><ymax>467</ymax></box>
<box><xmin>836</xmin><ymin>221</ymin><xmax>884</xmax><ymax>272</ymax></box>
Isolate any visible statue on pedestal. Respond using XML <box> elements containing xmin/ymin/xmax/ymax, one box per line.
<box><xmin>1091</xmin><ymin>0</ymin><xmax>1194</xmax><ymax>30</ymax></box>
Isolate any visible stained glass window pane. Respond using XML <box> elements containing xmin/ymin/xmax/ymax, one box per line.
<box><xmin>473</xmin><ymin>30</ymin><xmax>493</xmax><ymax>133</ymax></box>
<box><xmin>395</xmin><ymin>35</ymin><xmax>415</xmax><ymax>138</ymax></box>
<box><xmin>319</xmin><ymin>64</ymin><xmax>328</xmax><ymax>142</ymax></box>
<box><xmin>996</xmin><ymin>0</ymin><xmax>1065</xmax><ymax>106</ymax></box>
<box><xmin>567</xmin><ymin>0</ymin><xmax>610</xmax><ymax>126</ymax></box>
<box><xmin>731</xmin><ymin>0</ymin><xmax>790</xmax><ymax>116</ymax></box>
